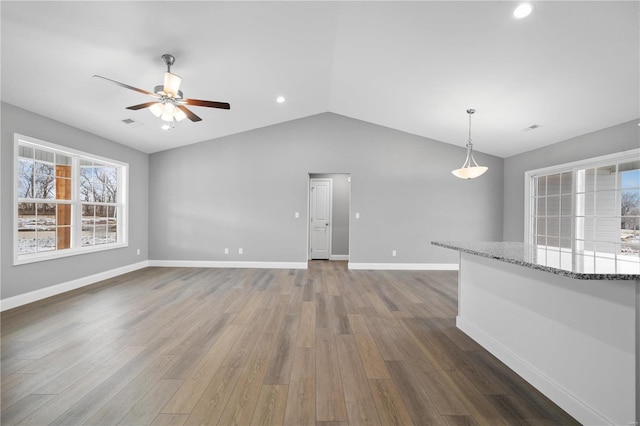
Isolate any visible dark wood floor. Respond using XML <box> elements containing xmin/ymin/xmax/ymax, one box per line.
<box><xmin>1</xmin><ymin>260</ymin><xmax>578</xmax><ymax>425</ymax></box>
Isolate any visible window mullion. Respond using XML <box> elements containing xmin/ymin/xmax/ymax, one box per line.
<box><xmin>72</xmin><ymin>155</ymin><xmax>81</xmax><ymax>249</ymax></box>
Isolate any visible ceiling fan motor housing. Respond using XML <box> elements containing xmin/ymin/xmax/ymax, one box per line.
<box><xmin>154</xmin><ymin>85</ymin><xmax>183</xmax><ymax>99</ymax></box>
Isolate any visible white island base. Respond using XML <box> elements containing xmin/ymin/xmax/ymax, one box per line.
<box><xmin>457</xmin><ymin>252</ymin><xmax>639</xmax><ymax>426</ymax></box>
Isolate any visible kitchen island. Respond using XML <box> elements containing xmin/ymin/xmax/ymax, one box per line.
<box><xmin>433</xmin><ymin>241</ymin><xmax>640</xmax><ymax>426</ymax></box>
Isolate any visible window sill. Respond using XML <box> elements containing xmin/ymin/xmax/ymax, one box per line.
<box><xmin>13</xmin><ymin>242</ymin><xmax>129</xmax><ymax>266</ymax></box>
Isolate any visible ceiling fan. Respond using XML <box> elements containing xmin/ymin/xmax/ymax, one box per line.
<box><xmin>93</xmin><ymin>54</ymin><xmax>230</xmax><ymax>123</ymax></box>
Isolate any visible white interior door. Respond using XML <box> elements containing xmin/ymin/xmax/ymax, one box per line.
<box><xmin>309</xmin><ymin>178</ymin><xmax>332</xmax><ymax>260</ymax></box>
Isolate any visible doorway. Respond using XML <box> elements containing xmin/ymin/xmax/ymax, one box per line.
<box><xmin>308</xmin><ymin>173</ymin><xmax>351</xmax><ymax>261</ymax></box>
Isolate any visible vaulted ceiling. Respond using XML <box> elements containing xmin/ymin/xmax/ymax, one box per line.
<box><xmin>2</xmin><ymin>1</ymin><xmax>638</xmax><ymax>157</ymax></box>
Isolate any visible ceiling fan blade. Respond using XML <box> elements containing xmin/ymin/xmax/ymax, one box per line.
<box><xmin>182</xmin><ymin>98</ymin><xmax>231</xmax><ymax>110</ymax></box>
<box><xmin>93</xmin><ymin>75</ymin><xmax>160</xmax><ymax>98</ymax></box>
<box><xmin>177</xmin><ymin>105</ymin><xmax>202</xmax><ymax>122</ymax></box>
<box><xmin>126</xmin><ymin>101</ymin><xmax>159</xmax><ymax>110</ymax></box>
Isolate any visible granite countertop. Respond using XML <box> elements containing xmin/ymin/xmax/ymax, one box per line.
<box><xmin>432</xmin><ymin>241</ymin><xmax>640</xmax><ymax>280</ymax></box>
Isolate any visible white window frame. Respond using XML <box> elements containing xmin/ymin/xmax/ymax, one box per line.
<box><xmin>524</xmin><ymin>148</ymin><xmax>640</xmax><ymax>276</ymax></box>
<box><xmin>13</xmin><ymin>134</ymin><xmax>129</xmax><ymax>265</ymax></box>
<box><xmin>524</xmin><ymin>148</ymin><xmax>640</xmax><ymax>245</ymax></box>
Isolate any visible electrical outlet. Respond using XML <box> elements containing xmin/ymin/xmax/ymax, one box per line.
<box><xmin>355</xmin><ymin>212</ymin><xmax>360</xmax><ymax>219</ymax></box>
<box><xmin>392</xmin><ymin>250</ymin><xmax>397</xmax><ymax>257</ymax></box>
<box><xmin>238</xmin><ymin>248</ymin><xmax>243</xmax><ymax>255</ymax></box>
<box><xmin>136</xmin><ymin>248</ymin><xmax>140</xmax><ymax>256</ymax></box>
<box><xmin>295</xmin><ymin>211</ymin><xmax>299</xmax><ymax>218</ymax></box>
<box><xmin>224</xmin><ymin>248</ymin><xmax>229</xmax><ymax>254</ymax></box>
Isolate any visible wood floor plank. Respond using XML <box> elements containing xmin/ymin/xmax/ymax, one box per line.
<box><xmin>436</xmin><ymin>368</ymin><xmax>511</xmax><ymax>426</ymax></box>
<box><xmin>150</xmin><ymin>413</ymin><xmax>189</xmax><ymax>425</ymax></box>
<box><xmin>0</xmin><ymin>359</ymin><xmax>32</xmax><ymax>377</ymax></box>
<box><xmin>2</xmin><ymin>328</ymin><xmax>127</xmax><ymax>408</ymax></box>
<box><xmin>161</xmin><ymin>324</ymin><xmax>244</xmax><ymax>414</ymax></box>
<box><xmin>250</xmin><ymin>385</ymin><xmax>288</xmax><ymax>426</ymax></box>
<box><xmin>217</xmin><ymin>330</ymin><xmax>277</xmax><ymax>426</ymax></box>
<box><xmin>468</xmin><ymin>351</ymin><xmax>579</xmax><ymax>425</ymax></box>
<box><xmin>296</xmin><ymin>301</ymin><xmax>316</xmax><ymax>349</ymax></box>
<box><xmin>0</xmin><ymin>373</ymin><xmax>34</xmax><ymax>396</ymax></box>
<box><xmin>1</xmin><ymin>263</ymin><xmax>578</xmax><ymax>426</ymax></box>
<box><xmin>410</xmin><ymin>366</ymin><xmax>471</xmax><ymax>416</ymax></box>
<box><xmin>335</xmin><ymin>334</ymin><xmax>381</xmax><ymax>426</ymax></box>
<box><xmin>182</xmin><ymin>323</ymin><xmax>263</xmax><ymax>425</ymax></box>
<box><xmin>81</xmin><ymin>354</ymin><xmax>178</xmax><ymax>425</ymax></box>
<box><xmin>161</xmin><ymin>312</ymin><xmax>234</xmax><ymax>379</ymax></box>
<box><xmin>385</xmin><ymin>360</ymin><xmax>444</xmax><ymax>425</ymax></box>
<box><xmin>32</xmin><ymin>333</ymin><xmax>131</xmax><ymax>395</ymax></box>
<box><xmin>263</xmin><ymin>314</ymin><xmax>299</xmax><ymax>385</ymax></box>
<box><xmin>232</xmin><ymin>291</ymin><xmax>267</xmax><ymax>325</ymax></box>
<box><xmin>353</xmin><ymin>332</ymin><xmax>389</xmax><ymax>379</ymax></box>
<box><xmin>442</xmin><ymin>414</ymin><xmax>480</xmax><ymax>425</ymax></box>
<box><xmin>367</xmin><ymin>378</ymin><xmax>414</xmax><ymax>426</ymax></box>
<box><xmin>365</xmin><ymin>323</ymin><xmax>406</xmax><ymax>362</ymax></box>
<box><xmin>15</xmin><ymin>346</ymin><xmax>146</xmax><ymax>426</ymax></box>
<box><xmin>283</xmin><ymin>347</ymin><xmax>315</xmax><ymax>426</ymax></box>
<box><xmin>315</xmin><ymin>329</ymin><xmax>348</xmax><ymax>422</ymax></box>
<box><xmin>118</xmin><ymin>379</ymin><xmax>182</xmax><ymax>425</ymax></box>
<box><xmin>330</xmin><ymin>295</ymin><xmax>351</xmax><ymax>335</ymax></box>
<box><xmin>0</xmin><ymin>393</ymin><xmax>55</xmax><ymax>426</ymax></box>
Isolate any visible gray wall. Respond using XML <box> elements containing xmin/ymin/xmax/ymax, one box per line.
<box><xmin>310</xmin><ymin>173</ymin><xmax>350</xmax><ymax>256</ymax></box>
<box><xmin>503</xmin><ymin>119</ymin><xmax>640</xmax><ymax>241</ymax></box>
<box><xmin>149</xmin><ymin>113</ymin><xmax>504</xmax><ymax>264</ymax></box>
<box><xmin>1</xmin><ymin>102</ymin><xmax>149</xmax><ymax>299</ymax></box>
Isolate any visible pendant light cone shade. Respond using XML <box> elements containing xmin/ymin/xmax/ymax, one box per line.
<box><xmin>163</xmin><ymin>72</ymin><xmax>182</xmax><ymax>97</ymax></box>
<box><xmin>452</xmin><ymin>109</ymin><xmax>488</xmax><ymax>179</ymax></box>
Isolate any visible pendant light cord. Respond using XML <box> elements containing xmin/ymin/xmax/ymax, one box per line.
<box><xmin>468</xmin><ymin>112</ymin><xmax>472</xmax><ymax>144</ymax></box>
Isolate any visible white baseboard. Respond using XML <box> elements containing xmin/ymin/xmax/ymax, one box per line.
<box><xmin>329</xmin><ymin>255</ymin><xmax>349</xmax><ymax>261</ymax></box>
<box><xmin>456</xmin><ymin>316</ymin><xmax>614</xmax><ymax>426</ymax></box>
<box><xmin>148</xmin><ymin>260</ymin><xmax>308</xmax><ymax>269</ymax></box>
<box><xmin>348</xmin><ymin>262</ymin><xmax>459</xmax><ymax>271</ymax></box>
<box><xmin>0</xmin><ymin>261</ymin><xmax>149</xmax><ymax>312</ymax></box>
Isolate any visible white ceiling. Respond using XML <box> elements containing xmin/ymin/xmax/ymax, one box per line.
<box><xmin>2</xmin><ymin>1</ymin><xmax>638</xmax><ymax>158</ymax></box>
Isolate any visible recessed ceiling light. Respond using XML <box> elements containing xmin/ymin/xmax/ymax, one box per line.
<box><xmin>513</xmin><ymin>3</ymin><xmax>534</xmax><ymax>19</ymax></box>
<box><xmin>276</xmin><ymin>96</ymin><xmax>285</xmax><ymax>103</ymax></box>
<box><xmin>161</xmin><ymin>124</ymin><xmax>171</xmax><ymax>131</ymax></box>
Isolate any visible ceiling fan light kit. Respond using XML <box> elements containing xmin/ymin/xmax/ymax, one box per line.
<box><xmin>451</xmin><ymin>109</ymin><xmax>488</xmax><ymax>180</ymax></box>
<box><xmin>93</xmin><ymin>53</ymin><xmax>230</xmax><ymax>125</ymax></box>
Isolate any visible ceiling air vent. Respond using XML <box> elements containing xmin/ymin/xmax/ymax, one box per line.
<box><xmin>122</xmin><ymin>118</ymin><xmax>143</xmax><ymax>128</ymax></box>
<box><xmin>523</xmin><ymin>124</ymin><xmax>541</xmax><ymax>131</ymax></box>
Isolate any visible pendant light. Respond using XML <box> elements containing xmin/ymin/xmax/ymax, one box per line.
<box><xmin>452</xmin><ymin>109</ymin><xmax>488</xmax><ymax>179</ymax></box>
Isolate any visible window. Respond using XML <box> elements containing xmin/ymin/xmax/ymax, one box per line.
<box><xmin>526</xmin><ymin>149</ymin><xmax>640</xmax><ymax>273</ymax></box>
<box><xmin>14</xmin><ymin>134</ymin><xmax>128</xmax><ymax>265</ymax></box>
